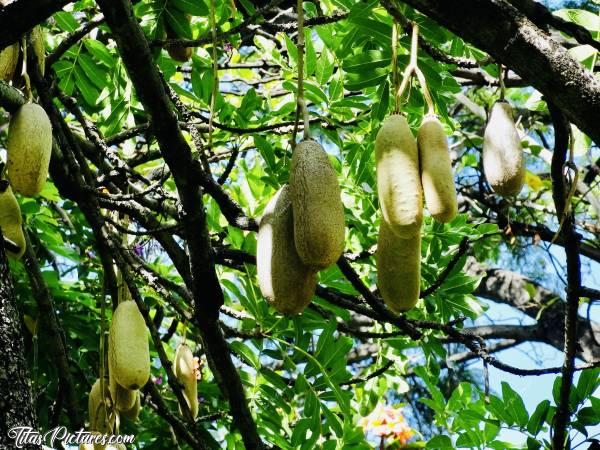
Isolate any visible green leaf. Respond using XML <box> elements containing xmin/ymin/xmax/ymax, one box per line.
<box><xmin>53</xmin><ymin>12</ymin><xmax>79</xmax><ymax>32</ymax></box>
<box><xmin>254</xmin><ymin>135</ymin><xmax>276</xmax><ymax>172</ymax></box>
<box><xmin>576</xmin><ymin>406</ymin><xmax>600</xmax><ymax>426</ymax></box>
<box><xmin>553</xmin><ymin>376</ymin><xmax>562</xmax><ymax>406</ymax></box>
<box><xmin>54</xmin><ymin>61</ymin><xmax>76</xmax><ymax>96</ymax></box>
<box><xmin>284</xmin><ymin>34</ymin><xmax>298</xmax><ymax>67</ymax></box>
<box><xmin>427</xmin><ymin>435</ymin><xmax>453</xmax><ymax>449</ymax></box>
<box><xmin>322</xmin><ymin>404</ymin><xmax>343</xmax><ymax>437</ymax></box>
<box><xmin>554</xmin><ymin>9</ymin><xmax>600</xmax><ymax>32</ymax></box>
<box><xmin>305</xmin><ymin>29</ymin><xmax>317</xmax><ymax>77</ymax></box>
<box><xmin>576</xmin><ymin>368</ymin><xmax>599</xmax><ymax>405</ymax></box>
<box><xmin>78</xmin><ymin>54</ymin><xmax>108</xmax><ymax>90</ymax></box>
<box><xmin>456</xmin><ymin>430</ymin><xmax>482</xmax><ymax>448</ymax></box>
<box><xmin>230</xmin><ymin>341</ymin><xmax>260</xmax><ymax>369</ymax></box>
<box><xmin>83</xmin><ymin>39</ymin><xmax>114</xmax><ymax>68</ymax></box>
<box><xmin>73</xmin><ymin>65</ymin><xmax>100</xmax><ymax>106</ymax></box>
<box><xmin>303</xmin><ymin>81</ymin><xmax>328</xmax><ymax>104</ymax></box>
<box><xmin>347</xmin><ymin>17</ymin><xmax>393</xmax><ymax>44</ymax></box>
<box><xmin>488</xmin><ymin>394</ymin><xmax>514</xmax><ymax>426</ymax></box>
<box><xmin>165</xmin><ymin>8</ymin><xmax>193</xmax><ymax>39</ymax></box>
<box><xmin>315</xmin><ymin>48</ymin><xmax>335</xmax><ymax>85</ymax></box>
<box><xmin>171</xmin><ymin>0</ymin><xmax>209</xmax><ymax>16</ymax></box>
<box><xmin>527</xmin><ymin>400</ymin><xmax>550</xmax><ymax>435</ymax></box>
<box><xmin>502</xmin><ymin>381</ymin><xmax>529</xmax><ymax>428</ymax></box>
<box><xmin>342</xmin><ymin>50</ymin><xmax>390</xmax><ymax>73</ymax></box>
<box><xmin>372</xmin><ymin>80</ymin><xmax>390</xmax><ymax>121</ymax></box>
<box><xmin>526</xmin><ymin>437</ymin><xmax>542</xmax><ymax>450</ymax></box>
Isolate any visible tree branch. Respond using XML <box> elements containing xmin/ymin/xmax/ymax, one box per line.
<box><xmin>22</xmin><ymin>231</ymin><xmax>82</xmax><ymax>429</ymax></box>
<box><xmin>549</xmin><ymin>103</ymin><xmax>581</xmax><ymax>450</ymax></box>
<box><xmin>94</xmin><ymin>1</ymin><xmax>264</xmax><ymax>446</ymax></box>
<box><xmin>507</xmin><ymin>0</ymin><xmax>600</xmax><ymax>53</ymax></box>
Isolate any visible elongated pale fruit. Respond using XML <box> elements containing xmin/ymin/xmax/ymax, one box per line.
<box><xmin>109</xmin><ymin>301</ymin><xmax>150</xmax><ymax>390</ymax></box>
<box><xmin>121</xmin><ymin>391</ymin><xmax>141</xmax><ymax>421</ymax></box>
<box><xmin>483</xmin><ymin>101</ymin><xmax>525</xmax><ymax>196</ymax></box>
<box><xmin>0</xmin><ymin>184</ymin><xmax>26</xmax><ymax>259</ymax></box>
<box><xmin>7</xmin><ymin>103</ymin><xmax>53</xmax><ymax>197</ymax></box>
<box><xmin>289</xmin><ymin>139</ymin><xmax>345</xmax><ymax>269</ymax></box>
<box><xmin>173</xmin><ymin>344</ymin><xmax>198</xmax><ymax>419</ymax></box>
<box><xmin>376</xmin><ymin>219</ymin><xmax>421</xmax><ymax>313</ymax></box>
<box><xmin>257</xmin><ymin>186</ymin><xmax>317</xmax><ymax>314</ymax></box>
<box><xmin>88</xmin><ymin>378</ymin><xmax>114</xmax><ymax>433</ymax></box>
<box><xmin>0</xmin><ymin>43</ymin><xmax>19</xmax><ymax>81</ymax></box>
<box><xmin>375</xmin><ymin>114</ymin><xmax>423</xmax><ymax>237</ymax></box>
<box><xmin>417</xmin><ymin>114</ymin><xmax>458</xmax><ymax>223</ymax></box>
<box><xmin>31</xmin><ymin>26</ymin><xmax>46</xmax><ymax>75</ymax></box>
<box><xmin>108</xmin><ymin>345</ymin><xmax>137</xmax><ymax>411</ymax></box>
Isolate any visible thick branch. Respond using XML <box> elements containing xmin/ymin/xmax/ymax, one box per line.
<box><xmin>507</xmin><ymin>0</ymin><xmax>600</xmax><ymax>53</ymax></box>
<box><xmin>0</xmin><ymin>0</ymin><xmax>70</xmax><ymax>50</ymax></box>
<box><xmin>95</xmin><ymin>1</ymin><xmax>263</xmax><ymax>446</ymax></box>
<box><xmin>0</xmin><ymin>231</ymin><xmax>38</xmax><ymax>450</ymax></box>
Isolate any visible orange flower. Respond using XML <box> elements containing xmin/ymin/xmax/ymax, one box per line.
<box><xmin>360</xmin><ymin>403</ymin><xmax>414</xmax><ymax>445</ymax></box>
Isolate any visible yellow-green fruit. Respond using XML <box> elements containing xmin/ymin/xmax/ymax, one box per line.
<box><xmin>289</xmin><ymin>139</ymin><xmax>345</xmax><ymax>269</ymax></box>
<box><xmin>121</xmin><ymin>391</ymin><xmax>141</xmax><ymax>421</ymax></box>
<box><xmin>0</xmin><ymin>185</ymin><xmax>26</xmax><ymax>259</ymax></box>
<box><xmin>257</xmin><ymin>185</ymin><xmax>317</xmax><ymax>314</ymax></box>
<box><xmin>417</xmin><ymin>114</ymin><xmax>458</xmax><ymax>223</ymax></box>
<box><xmin>7</xmin><ymin>103</ymin><xmax>53</xmax><ymax>197</ymax></box>
<box><xmin>376</xmin><ymin>219</ymin><xmax>421</xmax><ymax>313</ymax></box>
<box><xmin>166</xmin><ymin>16</ymin><xmax>193</xmax><ymax>62</ymax></box>
<box><xmin>88</xmin><ymin>379</ymin><xmax>115</xmax><ymax>433</ymax></box>
<box><xmin>173</xmin><ymin>344</ymin><xmax>198</xmax><ymax>419</ymax></box>
<box><xmin>375</xmin><ymin>114</ymin><xmax>423</xmax><ymax>237</ymax></box>
<box><xmin>483</xmin><ymin>101</ymin><xmax>525</xmax><ymax>196</ymax></box>
<box><xmin>0</xmin><ymin>43</ymin><xmax>19</xmax><ymax>82</ymax></box>
<box><xmin>108</xmin><ymin>345</ymin><xmax>137</xmax><ymax>411</ymax></box>
<box><xmin>168</xmin><ymin>45</ymin><xmax>193</xmax><ymax>62</ymax></box>
<box><xmin>109</xmin><ymin>301</ymin><xmax>150</xmax><ymax>390</ymax></box>
<box><xmin>31</xmin><ymin>26</ymin><xmax>46</xmax><ymax>75</ymax></box>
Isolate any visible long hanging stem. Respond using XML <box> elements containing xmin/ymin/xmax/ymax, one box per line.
<box><xmin>295</xmin><ymin>0</ymin><xmax>310</xmax><ymax>141</ymax></box>
<box><xmin>208</xmin><ymin>0</ymin><xmax>219</xmax><ymax>150</ymax></box>
<box><xmin>414</xmin><ymin>66</ymin><xmax>435</xmax><ymax>115</ymax></box>
<box><xmin>395</xmin><ymin>22</ymin><xmax>420</xmax><ymax>110</ymax></box>
<box><xmin>498</xmin><ymin>63</ymin><xmax>506</xmax><ymax>101</ymax></box>
<box><xmin>409</xmin><ymin>22</ymin><xmax>418</xmax><ymax>67</ymax></box>
<box><xmin>391</xmin><ymin>21</ymin><xmax>399</xmax><ymax>112</ymax></box>
<box><xmin>99</xmin><ymin>276</ymin><xmax>109</xmax><ymax>431</ymax></box>
<box><xmin>21</xmin><ymin>35</ymin><xmax>33</xmax><ymax>102</ymax></box>
<box><xmin>394</xmin><ymin>22</ymin><xmax>435</xmax><ymax>115</ymax></box>
<box><xmin>552</xmin><ymin>127</ymin><xmax>579</xmax><ymax>243</ymax></box>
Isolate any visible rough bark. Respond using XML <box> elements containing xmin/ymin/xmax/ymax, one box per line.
<box><xmin>0</xmin><ymin>0</ymin><xmax>70</xmax><ymax>50</ymax></box>
<box><xmin>0</xmin><ymin>231</ymin><xmax>39</xmax><ymax>450</ymax></box>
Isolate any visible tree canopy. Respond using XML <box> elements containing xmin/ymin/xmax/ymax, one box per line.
<box><xmin>0</xmin><ymin>0</ymin><xmax>599</xmax><ymax>449</ymax></box>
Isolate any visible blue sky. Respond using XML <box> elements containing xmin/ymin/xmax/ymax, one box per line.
<box><xmin>473</xmin><ymin>244</ymin><xmax>600</xmax><ymax>445</ymax></box>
